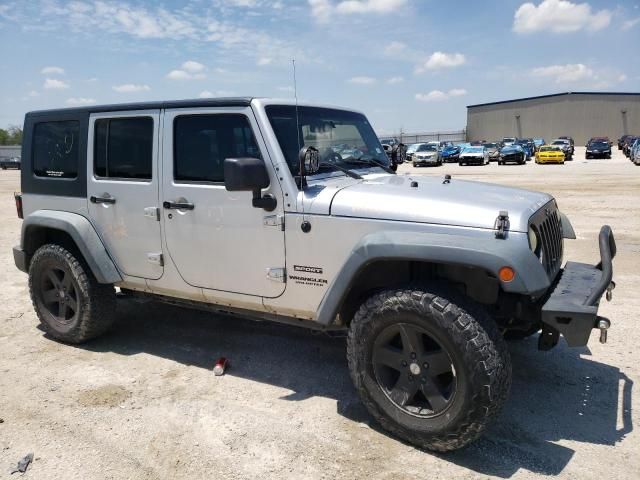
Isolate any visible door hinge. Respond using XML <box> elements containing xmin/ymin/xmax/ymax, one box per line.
<box><xmin>147</xmin><ymin>252</ymin><xmax>164</xmax><ymax>266</ymax></box>
<box><xmin>267</xmin><ymin>267</ymin><xmax>286</xmax><ymax>283</ymax></box>
<box><xmin>144</xmin><ymin>207</ymin><xmax>160</xmax><ymax>221</ymax></box>
<box><xmin>263</xmin><ymin>214</ymin><xmax>285</xmax><ymax>231</ymax></box>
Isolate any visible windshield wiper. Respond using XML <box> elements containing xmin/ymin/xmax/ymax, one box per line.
<box><xmin>340</xmin><ymin>157</ymin><xmax>396</xmax><ymax>174</ymax></box>
<box><xmin>318</xmin><ymin>162</ymin><xmax>362</xmax><ymax>179</ymax></box>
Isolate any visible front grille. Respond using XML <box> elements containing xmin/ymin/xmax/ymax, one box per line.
<box><xmin>530</xmin><ymin>203</ymin><xmax>563</xmax><ymax>280</ymax></box>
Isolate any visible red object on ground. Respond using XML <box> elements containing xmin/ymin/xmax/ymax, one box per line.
<box><xmin>213</xmin><ymin>357</ymin><xmax>228</xmax><ymax>376</ymax></box>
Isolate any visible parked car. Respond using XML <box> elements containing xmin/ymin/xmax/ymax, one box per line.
<box><xmin>412</xmin><ymin>143</ymin><xmax>442</xmax><ymax>167</ymax></box>
<box><xmin>498</xmin><ymin>144</ymin><xmax>526</xmax><ymax>165</ymax></box>
<box><xmin>515</xmin><ymin>139</ymin><xmax>534</xmax><ymax>160</ymax></box>
<box><xmin>622</xmin><ymin>136</ymin><xmax>638</xmax><ymax>157</ymax></box>
<box><xmin>533</xmin><ymin>138</ymin><xmax>545</xmax><ymax>151</ymax></box>
<box><xmin>405</xmin><ymin>143</ymin><xmax>424</xmax><ymax>162</ymax></box>
<box><xmin>482</xmin><ymin>142</ymin><xmax>501</xmax><ymax>162</ymax></box>
<box><xmin>618</xmin><ymin>134</ymin><xmax>632</xmax><ymax>150</ymax></box>
<box><xmin>458</xmin><ymin>145</ymin><xmax>489</xmax><ymax>165</ymax></box>
<box><xmin>501</xmin><ymin>137</ymin><xmax>517</xmax><ymax>146</ymax></box>
<box><xmin>585</xmin><ymin>140</ymin><xmax>612</xmax><ymax>159</ymax></box>
<box><xmin>632</xmin><ymin>140</ymin><xmax>640</xmax><ymax>165</ymax></box>
<box><xmin>551</xmin><ymin>139</ymin><xmax>573</xmax><ymax>160</ymax></box>
<box><xmin>440</xmin><ymin>144</ymin><xmax>461</xmax><ymax>163</ymax></box>
<box><xmin>0</xmin><ymin>156</ymin><xmax>21</xmax><ymax>170</ymax></box>
<box><xmin>557</xmin><ymin>136</ymin><xmax>575</xmax><ymax>156</ymax></box>
<box><xmin>535</xmin><ymin>145</ymin><xmax>565</xmax><ymax>164</ymax></box>
<box><xmin>13</xmin><ymin>97</ymin><xmax>618</xmax><ymax>453</ymax></box>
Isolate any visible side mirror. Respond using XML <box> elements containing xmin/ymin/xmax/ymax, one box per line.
<box><xmin>224</xmin><ymin>157</ymin><xmax>276</xmax><ymax>211</ymax></box>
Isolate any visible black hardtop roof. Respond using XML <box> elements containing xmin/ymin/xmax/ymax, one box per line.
<box><xmin>25</xmin><ymin>97</ymin><xmax>254</xmax><ymax>118</ymax></box>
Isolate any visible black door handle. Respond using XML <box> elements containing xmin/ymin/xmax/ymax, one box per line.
<box><xmin>163</xmin><ymin>201</ymin><xmax>195</xmax><ymax>210</ymax></box>
<box><xmin>90</xmin><ymin>195</ymin><xmax>116</xmax><ymax>204</ymax></box>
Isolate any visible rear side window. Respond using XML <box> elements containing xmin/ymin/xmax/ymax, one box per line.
<box><xmin>174</xmin><ymin>114</ymin><xmax>260</xmax><ymax>183</ymax></box>
<box><xmin>33</xmin><ymin>121</ymin><xmax>80</xmax><ymax>178</ymax></box>
<box><xmin>94</xmin><ymin>117</ymin><xmax>153</xmax><ymax>180</ymax></box>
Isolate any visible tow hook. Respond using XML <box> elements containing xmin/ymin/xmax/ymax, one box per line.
<box><xmin>597</xmin><ymin>317</ymin><xmax>611</xmax><ymax>344</ymax></box>
<box><xmin>606</xmin><ymin>281</ymin><xmax>615</xmax><ymax>301</ymax></box>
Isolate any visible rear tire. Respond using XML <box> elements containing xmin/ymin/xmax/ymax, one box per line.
<box><xmin>347</xmin><ymin>286</ymin><xmax>511</xmax><ymax>452</ymax></box>
<box><xmin>29</xmin><ymin>244</ymin><xmax>116</xmax><ymax>343</ymax></box>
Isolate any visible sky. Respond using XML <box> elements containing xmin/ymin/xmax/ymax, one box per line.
<box><xmin>0</xmin><ymin>0</ymin><xmax>638</xmax><ymax>134</ymax></box>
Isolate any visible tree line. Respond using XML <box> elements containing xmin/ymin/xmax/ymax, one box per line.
<box><xmin>0</xmin><ymin>126</ymin><xmax>23</xmax><ymax>145</ymax></box>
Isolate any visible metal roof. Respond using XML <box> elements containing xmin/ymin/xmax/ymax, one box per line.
<box><xmin>25</xmin><ymin>97</ymin><xmax>254</xmax><ymax>117</ymax></box>
<box><xmin>467</xmin><ymin>92</ymin><xmax>640</xmax><ymax>109</ymax></box>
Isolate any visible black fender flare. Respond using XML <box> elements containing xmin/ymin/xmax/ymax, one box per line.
<box><xmin>314</xmin><ymin>230</ymin><xmax>551</xmax><ymax>325</ymax></box>
<box><xmin>20</xmin><ymin>210</ymin><xmax>122</xmax><ymax>284</ymax></box>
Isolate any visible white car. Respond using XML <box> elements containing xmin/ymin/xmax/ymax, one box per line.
<box><xmin>458</xmin><ymin>146</ymin><xmax>489</xmax><ymax>166</ymax></box>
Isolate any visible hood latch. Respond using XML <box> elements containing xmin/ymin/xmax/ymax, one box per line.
<box><xmin>494</xmin><ymin>211</ymin><xmax>510</xmax><ymax>239</ymax></box>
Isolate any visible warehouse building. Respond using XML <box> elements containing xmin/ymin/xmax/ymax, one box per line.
<box><xmin>0</xmin><ymin>145</ymin><xmax>21</xmax><ymax>160</ymax></box>
<box><xmin>466</xmin><ymin>92</ymin><xmax>640</xmax><ymax>146</ymax></box>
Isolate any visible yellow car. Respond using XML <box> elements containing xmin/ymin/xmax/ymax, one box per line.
<box><xmin>535</xmin><ymin>145</ymin><xmax>565</xmax><ymax>164</ymax></box>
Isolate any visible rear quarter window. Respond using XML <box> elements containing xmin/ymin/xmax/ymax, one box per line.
<box><xmin>32</xmin><ymin>120</ymin><xmax>80</xmax><ymax>178</ymax></box>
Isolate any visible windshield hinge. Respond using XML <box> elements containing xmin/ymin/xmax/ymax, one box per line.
<box><xmin>264</xmin><ymin>214</ymin><xmax>285</xmax><ymax>231</ymax></box>
<box><xmin>494</xmin><ymin>211</ymin><xmax>510</xmax><ymax>239</ymax></box>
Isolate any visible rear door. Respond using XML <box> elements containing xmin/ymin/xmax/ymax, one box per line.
<box><xmin>161</xmin><ymin>107</ymin><xmax>286</xmax><ymax>297</ymax></box>
<box><xmin>87</xmin><ymin>110</ymin><xmax>163</xmax><ymax>279</ymax></box>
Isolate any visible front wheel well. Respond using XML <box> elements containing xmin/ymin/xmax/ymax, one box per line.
<box><xmin>337</xmin><ymin>260</ymin><xmax>501</xmax><ymax>326</ymax></box>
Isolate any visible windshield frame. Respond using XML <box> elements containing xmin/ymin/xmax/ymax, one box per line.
<box><xmin>264</xmin><ymin>104</ymin><xmax>390</xmax><ymax>181</ymax></box>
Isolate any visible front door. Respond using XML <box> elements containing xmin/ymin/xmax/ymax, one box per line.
<box><xmin>87</xmin><ymin>110</ymin><xmax>163</xmax><ymax>279</ymax></box>
<box><xmin>161</xmin><ymin>107</ymin><xmax>286</xmax><ymax>298</ymax></box>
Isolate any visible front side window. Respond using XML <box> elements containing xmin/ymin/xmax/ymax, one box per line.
<box><xmin>33</xmin><ymin>120</ymin><xmax>79</xmax><ymax>178</ymax></box>
<box><xmin>174</xmin><ymin>114</ymin><xmax>260</xmax><ymax>183</ymax></box>
<box><xmin>94</xmin><ymin>117</ymin><xmax>153</xmax><ymax>180</ymax></box>
<box><xmin>265</xmin><ymin>105</ymin><xmax>389</xmax><ymax>177</ymax></box>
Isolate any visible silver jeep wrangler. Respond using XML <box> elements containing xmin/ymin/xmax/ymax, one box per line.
<box><xmin>13</xmin><ymin>98</ymin><xmax>616</xmax><ymax>451</ymax></box>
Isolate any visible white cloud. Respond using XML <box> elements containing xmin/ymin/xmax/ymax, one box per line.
<box><xmin>181</xmin><ymin>60</ymin><xmax>205</xmax><ymax>73</ymax></box>
<box><xmin>112</xmin><ymin>83</ymin><xmax>150</xmax><ymax>93</ymax></box>
<box><xmin>531</xmin><ymin>63</ymin><xmax>594</xmax><ymax>83</ymax></box>
<box><xmin>166</xmin><ymin>61</ymin><xmax>207</xmax><ymax>80</ymax></box>
<box><xmin>66</xmin><ymin>97</ymin><xmax>96</xmax><ymax>106</ymax></box>
<box><xmin>257</xmin><ymin>57</ymin><xmax>272</xmax><ymax>66</ymax></box>
<box><xmin>622</xmin><ymin>17</ymin><xmax>640</xmax><ymax>30</ymax></box>
<box><xmin>513</xmin><ymin>0</ymin><xmax>611</xmax><ymax>33</ymax></box>
<box><xmin>383</xmin><ymin>41</ymin><xmax>406</xmax><ymax>56</ymax></box>
<box><xmin>199</xmin><ymin>89</ymin><xmax>235</xmax><ymax>98</ymax></box>
<box><xmin>415</xmin><ymin>88</ymin><xmax>467</xmax><ymax>102</ymax></box>
<box><xmin>386</xmin><ymin>76</ymin><xmax>404</xmax><ymax>84</ymax></box>
<box><xmin>348</xmin><ymin>76</ymin><xmax>377</xmax><ymax>85</ymax></box>
<box><xmin>41</xmin><ymin>66</ymin><xmax>64</xmax><ymax>75</ymax></box>
<box><xmin>415</xmin><ymin>52</ymin><xmax>466</xmax><ymax>73</ymax></box>
<box><xmin>310</xmin><ymin>0</ymin><xmax>408</xmax><ymax>22</ymax></box>
<box><xmin>531</xmin><ymin>63</ymin><xmax>627</xmax><ymax>88</ymax></box>
<box><xmin>44</xmin><ymin>78</ymin><xmax>69</xmax><ymax>89</ymax></box>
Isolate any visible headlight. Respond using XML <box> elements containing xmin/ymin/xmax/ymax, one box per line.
<box><xmin>528</xmin><ymin>226</ymin><xmax>539</xmax><ymax>254</ymax></box>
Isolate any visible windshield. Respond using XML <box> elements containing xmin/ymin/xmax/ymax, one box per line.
<box><xmin>483</xmin><ymin>143</ymin><xmax>497</xmax><ymax>148</ymax></box>
<box><xmin>406</xmin><ymin>143</ymin><xmax>421</xmax><ymax>153</ymax></box>
<box><xmin>503</xmin><ymin>138</ymin><xmax>515</xmax><ymax>142</ymax></box>
<box><xmin>266</xmin><ymin>105</ymin><xmax>389</xmax><ymax>176</ymax></box>
<box><xmin>540</xmin><ymin>146</ymin><xmax>560</xmax><ymax>152</ymax></box>
<box><xmin>589</xmin><ymin>142</ymin><xmax>609</xmax><ymax>148</ymax></box>
<box><xmin>417</xmin><ymin>144</ymin><xmax>437</xmax><ymax>152</ymax></box>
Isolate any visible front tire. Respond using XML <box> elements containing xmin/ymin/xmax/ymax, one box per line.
<box><xmin>347</xmin><ymin>286</ymin><xmax>511</xmax><ymax>452</ymax></box>
<box><xmin>29</xmin><ymin>244</ymin><xmax>116</xmax><ymax>343</ymax></box>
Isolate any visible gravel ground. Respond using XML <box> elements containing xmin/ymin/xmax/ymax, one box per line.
<box><xmin>0</xmin><ymin>147</ymin><xmax>638</xmax><ymax>479</ymax></box>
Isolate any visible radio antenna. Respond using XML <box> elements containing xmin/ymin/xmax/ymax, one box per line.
<box><xmin>293</xmin><ymin>58</ymin><xmax>304</xmax><ymax>190</ymax></box>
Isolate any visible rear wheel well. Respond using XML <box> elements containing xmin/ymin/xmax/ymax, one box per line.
<box><xmin>23</xmin><ymin>227</ymin><xmax>83</xmax><ymax>270</ymax></box>
<box><xmin>337</xmin><ymin>260</ymin><xmax>501</xmax><ymax>326</ymax></box>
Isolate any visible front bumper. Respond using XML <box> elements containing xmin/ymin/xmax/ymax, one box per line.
<box><xmin>540</xmin><ymin>225</ymin><xmax>616</xmax><ymax>348</ymax></box>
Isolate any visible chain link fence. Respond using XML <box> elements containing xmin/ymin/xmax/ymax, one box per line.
<box><xmin>378</xmin><ymin>129</ymin><xmax>467</xmax><ymax>144</ymax></box>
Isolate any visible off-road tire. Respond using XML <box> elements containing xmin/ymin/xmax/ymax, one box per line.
<box><xmin>347</xmin><ymin>286</ymin><xmax>511</xmax><ymax>452</ymax></box>
<box><xmin>29</xmin><ymin>244</ymin><xmax>116</xmax><ymax>343</ymax></box>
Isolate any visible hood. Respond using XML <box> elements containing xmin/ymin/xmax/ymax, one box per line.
<box><xmin>330</xmin><ymin>174</ymin><xmax>552</xmax><ymax>232</ymax></box>
<box><xmin>460</xmin><ymin>151</ymin><xmax>484</xmax><ymax>157</ymax></box>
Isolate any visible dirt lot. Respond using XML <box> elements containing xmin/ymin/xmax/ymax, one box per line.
<box><xmin>1</xmin><ymin>147</ymin><xmax>638</xmax><ymax>479</ymax></box>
